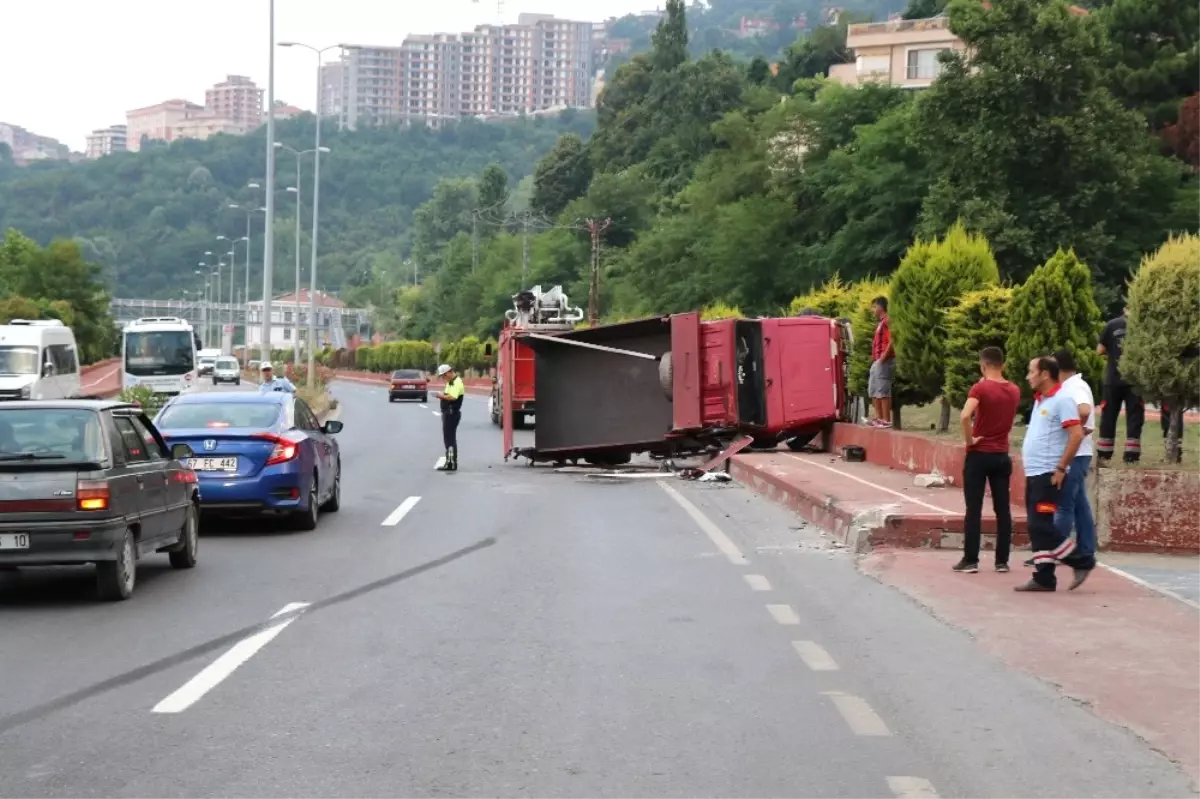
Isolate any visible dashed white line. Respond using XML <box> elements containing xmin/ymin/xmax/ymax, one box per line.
<box><xmin>792</xmin><ymin>640</ymin><xmax>839</xmax><ymax>671</ymax></box>
<box><xmin>766</xmin><ymin>604</ymin><xmax>800</xmax><ymax>625</ymax></box>
<box><xmin>418</xmin><ymin>403</ymin><xmax>428</xmax><ymax>409</ymax></box>
<box><xmin>432</xmin><ymin>410</ymin><xmax>441</xmax><ymax>416</ymax></box>
<box><xmin>151</xmin><ymin>602</ymin><xmax>310</xmax><ymax>714</ymax></box>
<box><xmin>822</xmin><ymin>691</ymin><xmax>892</xmax><ymax>736</ymax></box>
<box><xmin>887</xmin><ymin>776</ymin><xmax>940</xmax><ymax>798</ymax></box>
<box><xmin>381</xmin><ymin>496</ymin><xmax>421</xmax><ymax>526</ymax></box>
<box><xmin>658</xmin><ymin>482</ymin><xmax>748</xmax><ymax>565</ymax></box>
<box><xmin>744</xmin><ymin>574</ymin><xmax>772</xmax><ymax>591</ymax></box>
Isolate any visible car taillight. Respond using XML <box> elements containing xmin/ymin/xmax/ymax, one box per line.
<box><xmin>256</xmin><ymin>433</ymin><xmax>299</xmax><ymax>466</ymax></box>
<box><xmin>77</xmin><ymin>480</ymin><xmax>110</xmax><ymax>511</ymax></box>
<box><xmin>391</xmin><ymin>381</ymin><xmax>402</xmax><ymax>388</ymax></box>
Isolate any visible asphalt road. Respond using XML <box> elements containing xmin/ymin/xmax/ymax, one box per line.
<box><xmin>0</xmin><ymin>379</ymin><xmax>1194</xmax><ymax>798</ymax></box>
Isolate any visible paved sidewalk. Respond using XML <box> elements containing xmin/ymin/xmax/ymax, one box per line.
<box><xmin>730</xmin><ymin>450</ymin><xmax>1028</xmax><ymax>552</ymax></box>
<box><xmin>860</xmin><ymin>549</ymin><xmax>1200</xmax><ymax>785</ymax></box>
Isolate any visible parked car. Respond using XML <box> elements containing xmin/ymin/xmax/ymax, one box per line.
<box><xmin>389</xmin><ymin>369</ymin><xmax>428</xmax><ymax>402</ymax></box>
<box><xmin>212</xmin><ymin>356</ymin><xmax>241</xmax><ymax>386</ymax></box>
<box><xmin>0</xmin><ymin>319</ymin><xmax>82</xmax><ymax>401</ymax></box>
<box><xmin>0</xmin><ymin>400</ymin><xmax>199</xmax><ymax>601</ymax></box>
<box><xmin>154</xmin><ymin>391</ymin><xmax>342</xmax><ymax>530</ymax></box>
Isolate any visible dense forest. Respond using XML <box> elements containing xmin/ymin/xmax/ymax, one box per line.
<box><xmin>376</xmin><ymin>0</ymin><xmax>1198</xmax><ymax>342</ymax></box>
<box><xmin>0</xmin><ymin>111</ymin><xmax>594</xmax><ymax>299</ymax></box>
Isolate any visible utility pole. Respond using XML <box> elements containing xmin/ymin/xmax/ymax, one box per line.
<box><xmin>586</xmin><ymin>218</ymin><xmax>611</xmax><ymax>327</ymax></box>
<box><xmin>262</xmin><ymin>0</ymin><xmax>278</xmax><ymax>357</ymax></box>
<box><xmin>521</xmin><ymin>213</ymin><xmax>530</xmax><ymax>287</ymax></box>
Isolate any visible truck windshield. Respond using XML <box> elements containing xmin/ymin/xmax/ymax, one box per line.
<box><xmin>0</xmin><ymin>346</ymin><xmax>39</xmax><ymax>376</ymax></box>
<box><xmin>125</xmin><ymin>331</ymin><xmax>195</xmax><ymax>377</ymax></box>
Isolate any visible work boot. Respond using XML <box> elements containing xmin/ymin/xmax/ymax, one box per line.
<box><xmin>1014</xmin><ymin>579</ymin><xmax>1055</xmax><ymax>592</ymax></box>
<box><xmin>436</xmin><ymin>450</ymin><xmax>452</xmax><ymax>471</ymax></box>
<box><xmin>448</xmin><ymin>447</ymin><xmax>458</xmax><ymax>472</ymax></box>
<box><xmin>1068</xmin><ymin>567</ymin><xmax>1093</xmax><ymax>591</ymax></box>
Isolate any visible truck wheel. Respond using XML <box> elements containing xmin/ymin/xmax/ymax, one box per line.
<box><xmin>585</xmin><ymin>452</ymin><xmax>632</xmax><ymax>467</ymax></box>
<box><xmin>785</xmin><ymin>432</ymin><xmax>820</xmax><ymax>452</ymax></box>
<box><xmin>658</xmin><ymin>352</ymin><xmax>673</xmax><ymax>400</ymax></box>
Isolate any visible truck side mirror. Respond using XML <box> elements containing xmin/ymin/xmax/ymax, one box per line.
<box><xmin>42</xmin><ymin>361</ymin><xmax>56</xmax><ymax>378</ymax></box>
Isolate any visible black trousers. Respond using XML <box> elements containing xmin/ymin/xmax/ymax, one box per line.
<box><xmin>441</xmin><ymin>407</ymin><xmax>461</xmax><ymax>452</ymax></box>
<box><xmin>962</xmin><ymin>451</ymin><xmax>1013</xmax><ymax>564</ymax></box>
<box><xmin>1098</xmin><ymin>383</ymin><xmax>1144</xmax><ymax>462</ymax></box>
<box><xmin>1026</xmin><ymin>473</ymin><xmax>1095</xmax><ymax>589</ymax></box>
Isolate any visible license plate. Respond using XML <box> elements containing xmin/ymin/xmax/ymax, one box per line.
<box><xmin>0</xmin><ymin>533</ymin><xmax>29</xmax><ymax>550</ymax></box>
<box><xmin>402</xmin><ymin>384</ymin><xmax>415</xmax><ymax>389</ymax></box>
<box><xmin>187</xmin><ymin>457</ymin><xmax>238</xmax><ymax>472</ymax></box>
<box><xmin>526</xmin><ymin>414</ymin><xmax>536</xmax><ymax>424</ymax></box>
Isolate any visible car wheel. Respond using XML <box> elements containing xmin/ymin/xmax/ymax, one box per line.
<box><xmin>235</xmin><ymin>378</ymin><xmax>240</xmax><ymax>385</ymax></box>
<box><xmin>212</xmin><ymin>379</ymin><xmax>218</xmax><ymax>385</ymax></box>
<box><xmin>293</xmin><ymin>474</ymin><xmax>320</xmax><ymax>531</ymax></box>
<box><xmin>169</xmin><ymin>503</ymin><xmax>199</xmax><ymax>569</ymax></box>
<box><xmin>320</xmin><ymin>460</ymin><xmax>341</xmax><ymax>512</ymax></box>
<box><xmin>96</xmin><ymin>528</ymin><xmax>136</xmax><ymax>601</ymax></box>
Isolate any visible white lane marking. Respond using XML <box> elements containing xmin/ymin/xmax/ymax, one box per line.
<box><xmin>1098</xmin><ymin>563</ymin><xmax>1200</xmax><ymax>610</ymax></box>
<box><xmin>381</xmin><ymin>496</ymin><xmax>422</xmax><ymax>526</ymax></box>
<box><xmin>152</xmin><ymin>602</ymin><xmax>310</xmax><ymax>714</ymax></box>
<box><xmin>744</xmin><ymin>574</ymin><xmax>772</xmax><ymax>591</ymax></box>
<box><xmin>432</xmin><ymin>410</ymin><xmax>441</xmax><ymax>416</ymax></box>
<box><xmin>658</xmin><ymin>482</ymin><xmax>748</xmax><ymax>565</ymax></box>
<box><xmin>792</xmin><ymin>640</ymin><xmax>839</xmax><ymax>671</ymax></box>
<box><xmin>822</xmin><ymin>691</ymin><xmax>891</xmax><ymax>736</ymax></box>
<box><xmin>887</xmin><ymin>776</ymin><xmax>940</xmax><ymax>798</ymax></box>
<box><xmin>789</xmin><ymin>457</ymin><xmax>955</xmax><ymax>515</ymax></box>
<box><xmin>766</xmin><ymin>604</ymin><xmax>800</xmax><ymax>625</ymax></box>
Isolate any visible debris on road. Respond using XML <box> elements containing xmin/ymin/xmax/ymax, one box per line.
<box><xmin>913</xmin><ymin>472</ymin><xmax>947</xmax><ymax>488</ymax></box>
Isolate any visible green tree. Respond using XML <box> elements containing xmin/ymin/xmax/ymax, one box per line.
<box><xmin>530</xmin><ymin>134</ymin><xmax>592</xmax><ymax>219</ymax></box>
<box><xmin>942</xmin><ymin>286</ymin><xmax>1014</xmax><ymax>408</ymax></box>
<box><xmin>914</xmin><ymin>0</ymin><xmax>1182</xmax><ymax>290</ymax></box>
<box><xmin>652</xmin><ymin>0</ymin><xmax>689</xmax><ymax>72</ymax></box>
<box><xmin>477</xmin><ymin>163</ymin><xmax>509</xmax><ymax>212</ymax></box>
<box><xmin>1121</xmin><ymin>234</ymin><xmax>1200</xmax><ymax>462</ymax></box>
<box><xmin>1004</xmin><ymin>248</ymin><xmax>1104</xmax><ymax>403</ymax></box>
<box><xmin>889</xmin><ymin>223</ymin><xmax>1000</xmax><ymax>430</ymax></box>
<box><xmin>1100</xmin><ymin>0</ymin><xmax>1199</xmax><ymax>129</ymax></box>
<box><xmin>787</xmin><ymin>274</ymin><xmax>855</xmax><ymax>317</ymax></box>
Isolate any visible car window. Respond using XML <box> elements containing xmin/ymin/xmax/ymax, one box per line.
<box><xmin>130</xmin><ymin>415</ymin><xmax>167</xmax><ymax>461</ymax></box>
<box><xmin>113</xmin><ymin>417</ymin><xmax>149</xmax><ymax>463</ymax></box>
<box><xmin>392</xmin><ymin>370</ymin><xmax>423</xmax><ymax>380</ymax></box>
<box><xmin>157</xmin><ymin>402</ymin><xmax>281</xmax><ymax>430</ymax></box>
<box><xmin>216</xmin><ymin>358</ymin><xmax>238</xmax><ymax>369</ymax></box>
<box><xmin>0</xmin><ymin>407</ymin><xmax>105</xmax><ymax>463</ymax></box>
<box><xmin>293</xmin><ymin>399</ymin><xmax>320</xmax><ymax>431</ymax></box>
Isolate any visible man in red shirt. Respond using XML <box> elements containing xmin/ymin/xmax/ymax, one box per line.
<box><xmin>869</xmin><ymin>296</ymin><xmax>895</xmax><ymax>428</ymax></box>
<box><xmin>953</xmin><ymin>346</ymin><xmax>1021</xmax><ymax>573</ymax></box>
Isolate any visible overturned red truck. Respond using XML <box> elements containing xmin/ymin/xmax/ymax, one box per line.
<box><xmin>502</xmin><ymin>310</ymin><xmax>854</xmax><ymax>465</ymax></box>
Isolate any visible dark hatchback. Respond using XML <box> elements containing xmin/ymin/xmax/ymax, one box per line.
<box><xmin>0</xmin><ymin>401</ymin><xmax>200</xmax><ymax>601</ymax></box>
<box><xmin>388</xmin><ymin>369</ymin><xmax>428</xmax><ymax>402</ymax></box>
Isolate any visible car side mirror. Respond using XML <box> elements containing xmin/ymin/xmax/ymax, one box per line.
<box><xmin>322</xmin><ymin>420</ymin><xmax>343</xmax><ymax>434</ymax></box>
<box><xmin>171</xmin><ymin>443</ymin><xmax>194</xmax><ymax>460</ymax></box>
<box><xmin>42</xmin><ymin>361</ymin><xmax>55</xmax><ymax>378</ymax></box>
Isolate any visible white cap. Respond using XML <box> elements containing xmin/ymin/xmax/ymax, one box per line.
<box><xmin>260</xmin><ymin>361</ymin><xmax>273</xmax><ymax>371</ymax></box>
<box><xmin>436</xmin><ymin>364</ymin><xmax>452</xmax><ymax>376</ymax></box>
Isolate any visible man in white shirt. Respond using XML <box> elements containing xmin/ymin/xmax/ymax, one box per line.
<box><xmin>1052</xmin><ymin>348</ymin><xmax>1097</xmax><ymax>559</ymax></box>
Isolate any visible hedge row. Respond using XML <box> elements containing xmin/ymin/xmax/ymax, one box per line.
<box><xmin>346</xmin><ymin>336</ymin><xmax>498</xmax><ymax>375</ymax></box>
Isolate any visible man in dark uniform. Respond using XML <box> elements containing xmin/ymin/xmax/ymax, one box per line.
<box><xmin>434</xmin><ymin>363</ymin><xmax>464</xmax><ymax>472</ymax></box>
<box><xmin>1097</xmin><ymin>307</ymin><xmax>1144</xmax><ymax>463</ymax></box>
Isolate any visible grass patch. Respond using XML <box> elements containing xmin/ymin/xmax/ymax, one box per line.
<box><xmin>897</xmin><ymin>401</ymin><xmax>1198</xmax><ymax>470</ymax></box>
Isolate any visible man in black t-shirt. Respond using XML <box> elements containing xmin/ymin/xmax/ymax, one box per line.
<box><xmin>1097</xmin><ymin>308</ymin><xmax>1145</xmax><ymax>463</ymax></box>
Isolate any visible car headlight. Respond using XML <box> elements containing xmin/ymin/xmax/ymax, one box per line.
<box><xmin>19</xmin><ymin>385</ymin><xmax>31</xmax><ymax>399</ymax></box>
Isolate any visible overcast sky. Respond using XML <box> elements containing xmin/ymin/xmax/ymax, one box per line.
<box><xmin>2</xmin><ymin>0</ymin><xmax>657</xmax><ymax>150</ymax></box>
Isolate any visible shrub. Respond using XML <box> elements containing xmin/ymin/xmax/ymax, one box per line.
<box><xmin>1005</xmin><ymin>247</ymin><xmax>1104</xmax><ymax>403</ymax></box>
<box><xmin>118</xmin><ymin>385</ymin><xmax>166</xmax><ymax>415</ymax></box>
<box><xmin>1122</xmin><ymin>233</ymin><xmax>1200</xmax><ymax>462</ymax></box>
<box><xmin>787</xmin><ymin>274</ymin><xmax>854</xmax><ymax>317</ymax></box>
<box><xmin>890</xmin><ymin>223</ymin><xmax>1000</xmax><ymax>427</ymax></box>
<box><xmin>942</xmin><ymin>286</ymin><xmax>1014</xmax><ymax>408</ymax></box>
<box><xmin>700</xmin><ymin>303</ymin><xmax>743</xmax><ymax>321</ymax></box>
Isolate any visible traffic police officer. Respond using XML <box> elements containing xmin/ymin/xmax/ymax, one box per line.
<box><xmin>435</xmin><ymin>363</ymin><xmax>464</xmax><ymax>471</ymax></box>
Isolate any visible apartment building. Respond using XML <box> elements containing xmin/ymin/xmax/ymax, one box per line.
<box><xmin>319</xmin><ymin>62</ymin><xmax>345</xmax><ymax>119</ymax></box>
<box><xmin>0</xmin><ymin>122</ymin><xmax>70</xmax><ymax>164</ymax></box>
<box><xmin>828</xmin><ymin>15</ymin><xmax>962</xmax><ymax>88</ymax></box>
<box><xmin>173</xmin><ymin>111</ymin><xmax>247</xmax><ymax>142</ymax></box>
<box><xmin>205</xmin><ymin>75</ymin><xmax>264</xmax><ymax>130</ymax></box>
<box><xmin>125</xmin><ymin>99</ymin><xmax>204</xmax><ymax>151</ymax></box>
<box><xmin>331</xmin><ymin>14</ymin><xmax>597</xmax><ymax>130</ymax></box>
<box><xmin>85</xmin><ymin>125</ymin><xmax>128</xmax><ymax>159</ymax></box>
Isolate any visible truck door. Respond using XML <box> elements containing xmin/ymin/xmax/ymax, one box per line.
<box><xmin>760</xmin><ymin>317</ymin><xmax>839</xmax><ymax>428</ymax></box>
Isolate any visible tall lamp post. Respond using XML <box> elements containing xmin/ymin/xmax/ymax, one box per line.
<box><xmin>229</xmin><ymin>190</ymin><xmax>265</xmax><ymax>363</ymax></box>
<box><xmin>279</xmin><ymin>40</ymin><xmax>354</xmax><ymax>387</ymax></box>
<box><xmin>275</xmin><ymin>142</ymin><xmax>329</xmax><ymax>364</ymax></box>
<box><xmin>262</xmin><ymin>0</ymin><xmax>279</xmax><ymax>359</ymax></box>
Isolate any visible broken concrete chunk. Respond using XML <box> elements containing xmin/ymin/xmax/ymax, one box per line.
<box><xmin>914</xmin><ymin>472</ymin><xmax>947</xmax><ymax>488</ymax></box>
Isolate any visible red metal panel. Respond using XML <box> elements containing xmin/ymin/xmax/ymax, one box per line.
<box><xmin>700</xmin><ymin>320</ymin><xmax>738</xmax><ymax>427</ymax></box>
<box><xmin>501</xmin><ymin>328</ymin><xmax>516</xmax><ymax>456</ymax></box>
<box><xmin>670</xmin><ymin>312</ymin><xmax>702</xmax><ymax>431</ymax></box>
<box><xmin>761</xmin><ymin>317</ymin><xmax>839</xmax><ymax>429</ymax></box>
<box><xmin>511</xmin><ymin>338</ymin><xmax>536</xmax><ymax>408</ymax></box>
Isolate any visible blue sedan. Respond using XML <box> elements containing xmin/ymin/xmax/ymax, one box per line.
<box><xmin>154</xmin><ymin>391</ymin><xmax>342</xmax><ymax>530</ymax></box>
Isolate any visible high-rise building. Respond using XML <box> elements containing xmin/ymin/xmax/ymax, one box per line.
<box><xmin>335</xmin><ymin>14</ymin><xmax>598</xmax><ymax>131</ymax></box>
<box><xmin>125</xmin><ymin>100</ymin><xmax>205</xmax><ymax>151</ymax></box>
<box><xmin>204</xmin><ymin>75</ymin><xmax>264</xmax><ymax>130</ymax></box>
<box><xmin>319</xmin><ymin>62</ymin><xmax>345</xmax><ymax>119</ymax></box>
<box><xmin>85</xmin><ymin>125</ymin><xmax>128</xmax><ymax>159</ymax></box>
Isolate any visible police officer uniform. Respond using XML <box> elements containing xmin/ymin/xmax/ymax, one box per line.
<box><xmin>436</xmin><ymin>364</ymin><xmax>464</xmax><ymax>471</ymax></box>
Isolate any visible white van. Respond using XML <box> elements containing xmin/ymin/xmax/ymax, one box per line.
<box><xmin>197</xmin><ymin>348</ymin><xmax>222</xmax><ymax>376</ymax></box>
<box><xmin>0</xmin><ymin>320</ymin><xmax>82</xmax><ymax>401</ymax></box>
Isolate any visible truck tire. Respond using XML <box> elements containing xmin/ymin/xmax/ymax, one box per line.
<box><xmin>585</xmin><ymin>452</ymin><xmax>632</xmax><ymax>467</ymax></box>
<box><xmin>658</xmin><ymin>352</ymin><xmax>673</xmax><ymax>400</ymax></box>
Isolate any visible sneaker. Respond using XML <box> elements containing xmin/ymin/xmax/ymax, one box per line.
<box><xmin>995</xmin><ymin>563</ymin><xmax>1010</xmax><ymax>573</ymax></box>
<box><xmin>1023</xmin><ymin>557</ymin><xmax>1035</xmax><ymax>567</ymax></box>
<box><xmin>952</xmin><ymin>559</ymin><xmax>979</xmax><ymax>573</ymax></box>
<box><xmin>1068</xmin><ymin>568</ymin><xmax>1092</xmax><ymax>591</ymax></box>
<box><xmin>1014</xmin><ymin>579</ymin><xmax>1055</xmax><ymax>592</ymax></box>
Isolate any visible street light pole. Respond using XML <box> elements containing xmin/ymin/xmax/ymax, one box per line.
<box><xmin>262</xmin><ymin>0</ymin><xmax>278</xmax><ymax>359</ymax></box>
<box><xmin>280</xmin><ymin>40</ymin><xmax>353</xmax><ymax>388</ymax></box>
<box><xmin>288</xmin><ymin>177</ymin><xmax>301</xmax><ymax>362</ymax></box>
